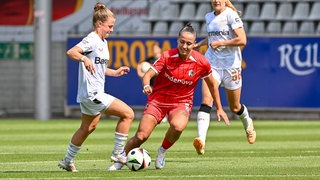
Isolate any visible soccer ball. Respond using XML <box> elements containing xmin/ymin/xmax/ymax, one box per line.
<box><xmin>140</xmin><ymin>61</ymin><xmax>151</xmax><ymax>73</ymax></box>
<box><xmin>126</xmin><ymin>148</ymin><xmax>151</xmax><ymax>171</ymax></box>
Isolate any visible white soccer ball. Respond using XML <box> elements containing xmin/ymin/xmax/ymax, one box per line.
<box><xmin>140</xmin><ymin>62</ymin><xmax>151</xmax><ymax>73</ymax></box>
<box><xmin>126</xmin><ymin>148</ymin><xmax>151</xmax><ymax>171</ymax></box>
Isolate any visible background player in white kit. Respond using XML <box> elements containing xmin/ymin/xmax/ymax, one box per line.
<box><xmin>193</xmin><ymin>0</ymin><xmax>256</xmax><ymax>155</ymax></box>
<box><xmin>58</xmin><ymin>2</ymin><xmax>134</xmax><ymax>172</ymax></box>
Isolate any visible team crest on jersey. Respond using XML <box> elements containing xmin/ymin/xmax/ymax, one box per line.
<box><xmin>188</xmin><ymin>70</ymin><xmax>194</xmax><ymax>77</ymax></box>
<box><xmin>83</xmin><ymin>40</ymin><xmax>89</xmax><ymax>44</ymax></box>
<box><xmin>99</xmin><ymin>48</ymin><xmax>103</xmax><ymax>52</ymax></box>
<box><xmin>144</xmin><ymin>104</ymin><xmax>149</xmax><ymax>110</ymax></box>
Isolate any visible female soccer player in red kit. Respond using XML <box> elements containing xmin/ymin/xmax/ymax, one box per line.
<box><xmin>108</xmin><ymin>23</ymin><xmax>230</xmax><ymax>170</ymax></box>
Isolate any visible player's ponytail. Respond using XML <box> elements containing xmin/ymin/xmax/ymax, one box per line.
<box><xmin>92</xmin><ymin>2</ymin><xmax>115</xmax><ymax>29</ymax></box>
<box><xmin>226</xmin><ymin>0</ymin><xmax>242</xmax><ymax>16</ymax></box>
<box><xmin>179</xmin><ymin>22</ymin><xmax>197</xmax><ymax>39</ymax></box>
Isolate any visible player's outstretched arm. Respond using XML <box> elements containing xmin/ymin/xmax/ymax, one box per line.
<box><xmin>105</xmin><ymin>66</ymin><xmax>130</xmax><ymax>77</ymax></box>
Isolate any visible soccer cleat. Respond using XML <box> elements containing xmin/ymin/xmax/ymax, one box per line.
<box><xmin>155</xmin><ymin>146</ymin><xmax>166</xmax><ymax>169</ymax></box>
<box><xmin>110</xmin><ymin>151</ymin><xmax>127</xmax><ymax>164</ymax></box>
<box><xmin>58</xmin><ymin>159</ymin><xmax>78</xmax><ymax>172</ymax></box>
<box><xmin>193</xmin><ymin>137</ymin><xmax>205</xmax><ymax>155</ymax></box>
<box><xmin>107</xmin><ymin>162</ymin><xmax>125</xmax><ymax>171</ymax></box>
<box><xmin>246</xmin><ymin>118</ymin><xmax>256</xmax><ymax>144</ymax></box>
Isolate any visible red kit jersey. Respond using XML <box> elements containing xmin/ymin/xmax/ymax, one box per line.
<box><xmin>149</xmin><ymin>48</ymin><xmax>212</xmax><ymax>105</ymax></box>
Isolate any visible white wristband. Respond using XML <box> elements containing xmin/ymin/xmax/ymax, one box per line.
<box><xmin>80</xmin><ymin>56</ymin><xmax>86</xmax><ymax>62</ymax></box>
<box><xmin>143</xmin><ymin>85</ymin><xmax>150</xmax><ymax>89</ymax></box>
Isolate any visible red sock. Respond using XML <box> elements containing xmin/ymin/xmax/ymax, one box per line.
<box><xmin>161</xmin><ymin>138</ymin><xmax>173</xmax><ymax>150</ymax></box>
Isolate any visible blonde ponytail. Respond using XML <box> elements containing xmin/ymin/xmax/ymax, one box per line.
<box><xmin>226</xmin><ymin>0</ymin><xmax>241</xmax><ymax>16</ymax></box>
<box><xmin>92</xmin><ymin>2</ymin><xmax>115</xmax><ymax>29</ymax></box>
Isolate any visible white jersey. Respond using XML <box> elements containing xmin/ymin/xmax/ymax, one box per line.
<box><xmin>76</xmin><ymin>32</ymin><xmax>110</xmax><ymax>103</ymax></box>
<box><xmin>204</xmin><ymin>7</ymin><xmax>243</xmax><ymax>69</ymax></box>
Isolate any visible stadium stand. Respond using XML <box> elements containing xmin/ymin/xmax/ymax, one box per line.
<box><xmin>138</xmin><ymin>0</ymin><xmax>320</xmax><ymax>36</ymax></box>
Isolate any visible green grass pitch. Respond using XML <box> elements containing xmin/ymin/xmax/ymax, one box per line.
<box><xmin>0</xmin><ymin>119</ymin><xmax>319</xmax><ymax>179</ymax></box>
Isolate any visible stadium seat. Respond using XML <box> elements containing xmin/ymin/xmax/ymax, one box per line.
<box><xmin>316</xmin><ymin>22</ymin><xmax>320</xmax><ymax>34</ymax></box>
<box><xmin>282</xmin><ymin>22</ymin><xmax>298</xmax><ymax>34</ymax></box>
<box><xmin>292</xmin><ymin>2</ymin><xmax>310</xmax><ymax>20</ymax></box>
<box><xmin>162</xmin><ymin>4</ymin><xmax>179</xmax><ymax>20</ymax></box>
<box><xmin>200</xmin><ymin>23</ymin><xmax>207</xmax><ymax>36</ymax></box>
<box><xmin>195</xmin><ymin>3</ymin><xmax>212</xmax><ymax>20</ymax></box>
<box><xmin>299</xmin><ymin>22</ymin><xmax>315</xmax><ymax>35</ymax></box>
<box><xmin>152</xmin><ymin>22</ymin><xmax>168</xmax><ymax>35</ymax></box>
<box><xmin>242</xmin><ymin>21</ymin><xmax>249</xmax><ymax>33</ymax></box>
<box><xmin>148</xmin><ymin>3</ymin><xmax>161</xmax><ymax>20</ymax></box>
<box><xmin>134</xmin><ymin>22</ymin><xmax>151</xmax><ymax>35</ymax></box>
<box><xmin>276</xmin><ymin>3</ymin><xmax>293</xmax><ymax>20</ymax></box>
<box><xmin>243</xmin><ymin>3</ymin><xmax>260</xmax><ymax>20</ymax></box>
<box><xmin>260</xmin><ymin>2</ymin><xmax>277</xmax><ymax>20</ymax></box>
<box><xmin>234</xmin><ymin>3</ymin><xmax>244</xmax><ymax>16</ymax></box>
<box><xmin>249</xmin><ymin>22</ymin><xmax>265</xmax><ymax>35</ymax></box>
<box><xmin>168</xmin><ymin>22</ymin><xmax>184</xmax><ymax>36</ymax></box>
<box><xmin>266</xmin><ymin>22</ymin><xmax>282</xmax><ymax>34</ymax></box>
<box><xmin>179</xmin><ymin>3</ymin><xmax>196</xmax><ymax>20</ymax></box>
<box><xmin>115</xmin><ymin>21</ymin><xmax>135</xmax><ymax>35</ymax></box>
<box><xmin>309</xmin><ymin>2</ymin><xmax>320</xmax><ymax>20</ymax></box>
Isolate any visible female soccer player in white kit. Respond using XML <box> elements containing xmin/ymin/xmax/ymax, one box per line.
<box><xmin>58</xmin><ymin>2</ymin><xmax>134</xmax><ymax>172</ymax></box>
<box><xmin>193</xmin><ymin>0</ymin><xmax>256</xmax><ymax>155</ymax></box>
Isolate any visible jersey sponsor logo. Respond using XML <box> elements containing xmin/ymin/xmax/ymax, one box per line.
<box><xmin>164</xmin><ymin>72</ymin><xmax>193</xmax><ymax>85</ymax></box>
<box><xmin>95</xmin><ymin>57</ymin><xmax>108</xmax><ymax>64</ymax></box>
<box><xmin>278</xmin><ymin>43</ymin><xmax>320</xmax><ymax>76</ymax></box>
<box><xmin>208</xmin><ymin>30</ymin><xmax>229</xmax><ymax>36</ymax></box>
<box><xmin>188</xmin><ymin>70</ymin><xmax>194</xmax><ymax>77</ymax></box>
<box><xmin>166</xmin><ymin>66</ymin><xmax>175</xmax><ymax>70</ymax></box>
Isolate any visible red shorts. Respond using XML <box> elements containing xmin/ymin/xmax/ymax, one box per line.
<box><xmin>143</xmin><ymin>100</ymin><xmax>192</xmax><ymax>124</ymax></box>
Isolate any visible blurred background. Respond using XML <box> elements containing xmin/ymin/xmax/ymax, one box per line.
<box><xmin>0</xmin><ymin>0</ymin><xmax>319</xmax><ymax>120</ymax></box>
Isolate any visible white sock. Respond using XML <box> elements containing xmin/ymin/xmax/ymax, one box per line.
<box><xmin>238</xmin><ymin>105</ymin><xmax>251</xmax><ymax>129</ymax></box>
<box><xmin>113</xmin><ymin>132</ymin><xmax>128</xmax><ymax>155</ymax></box>
<box><xmin>159</xmin><ymin>146</ymin><xmax>166</xmax><ymax>153</ymax></box>
<box><xmin>197</xmin><ymin>111</ymin><xmax>210</xmax><ymax>144</ymax></box>
<box><xmin>64</xmin><ymin>142</ymin><xmax>81</xmax><ymax>162</ymax></box>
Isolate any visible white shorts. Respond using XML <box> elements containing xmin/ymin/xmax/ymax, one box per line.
<box><xmin>79</xmin><ymin>92</ymin><xmax>115</xmax><ymax>116</ymax></box>
<box><xmin>211</xmin><ymin>68</ymin><xmax>242</xmax><ymax>90</ymax></box>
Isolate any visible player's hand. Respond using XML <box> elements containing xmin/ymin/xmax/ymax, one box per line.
<box><xmin>216</xmin><ymin>109</ymin><xmax>230</xmax><ymax>126</ymax></box>
<box><xmin>142</xmin><ymin>85</ymin><xmax>152</xmax><ymax>95</ymax></box>
<box><xmin>116</xmin><ymin>66</ymin><xmax>130</xmax><ymax>76</ymax></box>
<box><xmin>84</xmin><ymin>59</ymin><xmax>96</xmax><ymax>74</ymax></box>
<box><xmin>193</xmin><ymin>43</ymin><xmax>200</xmax><ymax>51</ymax></box>
<box><xmin>210</xmin><ymin>41</ymin><xmax>225</xmax><ymax>51</ymax></box>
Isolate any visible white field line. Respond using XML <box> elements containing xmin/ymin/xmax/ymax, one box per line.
<box><xmin>2</xmin><ymin>174</ymin><xmax>320</xmax><ymax>180</ymax></box>
<box><xmin>1</xmin><ymin>155</ymin><xmax>320</xmax><ymax>165</ymax></box>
